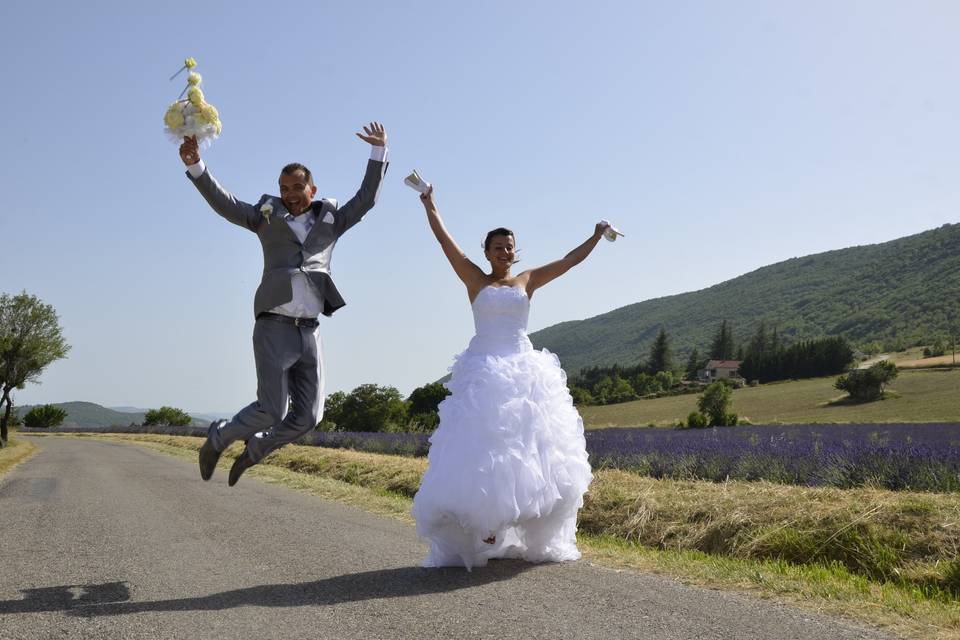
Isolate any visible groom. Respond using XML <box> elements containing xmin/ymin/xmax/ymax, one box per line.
<box><xmin>179</xmin><ymin>123</ymin><xmax>388</xmax><ymax>486</ymax></box>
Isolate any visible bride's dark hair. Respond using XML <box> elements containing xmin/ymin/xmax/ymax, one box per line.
<box><xmin>484</xmin><ymin>228</ymin><xmax>514</xmax><ymax>251</ymax></box>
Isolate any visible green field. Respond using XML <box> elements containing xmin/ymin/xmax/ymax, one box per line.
<box><xmin>579</xmin><ymin>367</ymin><xmax>960</xmax><ymax>428</ymax></box>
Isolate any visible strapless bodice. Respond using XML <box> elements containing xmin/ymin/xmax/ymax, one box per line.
<box><xmin>466</xmin><ymin>285</ymin><xmax>532</xmax><ymax>356</ymax></box>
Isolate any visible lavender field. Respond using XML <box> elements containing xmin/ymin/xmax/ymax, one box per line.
<box><xmin>584</xmin><ymin>423</ymin><xmax>960</xmax><ymax>491</ymax></box>
<box><xmin>24</xmin><ymin>422</ymin><xmax>960</xmax><ymax>491</ymax></box>
<box><xmin>302</xmin><ymin>423</ymin><xmax>960</xmax><ymax>491</ymax></box>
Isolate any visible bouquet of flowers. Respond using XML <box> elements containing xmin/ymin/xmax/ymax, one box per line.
<box><xmin>163</xmin><ymin>57</ymin><xmax>222</xmax><ymax>148</ymax></box>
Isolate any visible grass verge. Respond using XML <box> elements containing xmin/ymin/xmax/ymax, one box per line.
<box><xmin>0</xmin><ymin>436</ymin><xmax>38</xmax><ymax>478</ymax></box>
<box><xmin>25</xmin><ymin>432</ymin><xmax>960</xmax><ymax>639</ymax></box>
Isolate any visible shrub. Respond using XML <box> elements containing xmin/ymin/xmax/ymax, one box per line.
<box><xmin>23</xmin><ymin>404</ymin><xmax>67</xmax><ymax>429</ymax></box>
<box><xmin>697</xmin><ymin>381</ymin><xmax>737</xmax><ymax>426</ymax></box>
<box><xmin>568</xmin><ymin>385</ymin><xmax>594</xmax><ymax>406</ymax></box>
<box><xmin>323</xmin><ymin>384</ymin><xmax>408</xmax><ymax>432</ymax></box>
<box><xmin>143</xmin><ymin>406</ymin><xmax>193</xmax><ymax>427</ymax></box>
<box><xmin>835</xmin><ymin>360</ymin><xmax>899</xmax><ymax>401</ymax></box>
<box><xmin>686</xmin><ymin>411</ymin><xmax>708</xmax><ymax>428</ymax></box>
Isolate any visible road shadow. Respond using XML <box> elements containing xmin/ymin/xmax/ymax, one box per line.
<box><xmin>0</xmin><ymin>562</ymin><xmax>533</xmax><ymax>617</ymax></box>
<box><xmin>0</xmin><ymin>582</ymin><xmax>131</xmax><ymax>614</ymax></box>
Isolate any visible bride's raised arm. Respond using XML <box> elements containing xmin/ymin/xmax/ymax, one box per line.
<box><xmin>525</xmin><ymin>222</ymin><xmax>609</xmax><ymax>295</ymax></box>
<box><xmin>419</xmin><ymin>187</ymin><xmax>487</xmax><ymax>289</ymax></box>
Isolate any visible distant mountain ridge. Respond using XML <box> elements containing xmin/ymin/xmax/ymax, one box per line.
<box><xmin>530</xmin><ymin>223</ymin><xmax>960</xmax><ymax>375</ymax></box>
<box><xmin>14</xmin><ymin>402</ymin><xmax>208</xmax><ymax>428</ymax></box>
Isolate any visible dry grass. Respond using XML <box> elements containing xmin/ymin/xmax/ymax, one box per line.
<box><xmin>899</xmin><ymin>356</ymin><xmax>959</xmax><ymax>369</ymax></box>
<box><xmin>581</xmin><ymin>537</ymin><xmax>960</xmax><ymax>640</ymax></box>
<box><xmin>580</xmin><ymin>470</ymin><xmax>960</xmax><ymax>590</ymax></box>
<box><xmin>0</xmin><ymin>436</ymin><xmax>38</xmax><ymax>478</ymax></box>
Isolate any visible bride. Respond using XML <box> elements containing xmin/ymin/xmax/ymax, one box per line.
<box><xmin>411</xmin><ymin>185</ymin><xmax>610</xmax><ymax>569</ymax></box>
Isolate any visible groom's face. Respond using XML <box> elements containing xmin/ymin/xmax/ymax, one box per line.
<box><xmin>279</xmin><ymin>170</ymin><xmax>317</xmax><ymax>216</ymax></box>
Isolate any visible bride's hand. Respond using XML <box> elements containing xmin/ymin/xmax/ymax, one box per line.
<box><xmin>420</xmin><ymin>185</ymin><xmax>435</xmax><ymax>207</ymax></box>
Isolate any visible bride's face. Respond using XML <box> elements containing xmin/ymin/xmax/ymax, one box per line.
<box><xmin>485</xmin><ymin>235</ymin><xmax>516</xmax><ymax>269</ymax></box>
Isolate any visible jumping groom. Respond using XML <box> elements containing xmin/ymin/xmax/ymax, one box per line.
<box><xmin>178</xmin><ymin>122</ymin><xmax>389</xmax><ymax>485</ymax></box>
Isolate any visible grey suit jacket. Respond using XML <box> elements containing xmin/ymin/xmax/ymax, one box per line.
<box><xmin>188</xmin><ymin>158</ymin><xmax>388</xmax><ymax>317</ymax></box>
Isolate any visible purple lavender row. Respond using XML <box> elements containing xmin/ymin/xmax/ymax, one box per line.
<box><xmin>20</xmin><ymin>422</ymin><xmax>960</xmax><ymax>490</ymax></box>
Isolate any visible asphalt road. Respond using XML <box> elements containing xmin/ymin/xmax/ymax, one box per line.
<box><xmin>0</xmin><ymin>437</ymin><xmax>897</xmax><ymax>640</ymax></box>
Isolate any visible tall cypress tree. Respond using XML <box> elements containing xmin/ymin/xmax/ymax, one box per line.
<box><xmin>648</xmin><ymin>327</ymin><xmax>673</xmax><ymax>374</ymax></box>
<box><xmin>769</xmin><ymin>326</ymin><xmax>781</xmax><ymax>353</ymax></box>
<box><xmin>709</xmin><ymin>320</ymin><xmax>736</xmax><ymax>360</ymax></box>
<box><xmin>685</xmin><ymin>347</ymin><xmax>702</xmax><ymax>380</ymax></box>
<box><xmin>747</xmin><ymin>322</ymin><xmax>768</xmax><ymax>360</ymax></box>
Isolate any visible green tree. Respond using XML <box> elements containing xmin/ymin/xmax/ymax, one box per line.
<box><xmin>326</xmin><ymin>384</ymin><xmax>408</xmax><ymax>432</ymax></box>
<box><xmin>834</xmin><ymin>360</ymin><xmax>899</xmax><ymax>401</ymax></box>
<box><xmin>647</xmin><ymin>327</ymin><xmax>673</xmax><ymax>374</ymax></box>
<box><xmin>697</xmin><ymin>380</ymin><xmax>738</xmax><ymax>426</ymax></box>
<box><xmin>654</xmin><ymin>370</ymin><xmax>675</xmax><ymax>391</ymax></box>
<box><xmin>607</xmin><ymin>375</ymin><xmax>638</xmax><ymax>404</ymax></box>
<box><xmin>592</xmin><ymin>376</ymin><xmax>614</xmax><ymax>404</ymax></box>
<box><xmin>632</xmin><ymin>372</ymin><xmax>659</xmax><ymax>396</ymax></box>
<box><xmin>769</xmin><ymin>326</ymin><xmax>781</xmax><ymax>353</ymax></box>
<box><xmin>568</xmin><ymin>385</ymin><xmax>594</xmax><ymax>406</ymax></box>
<box><xmin>709</xmin><ymin>320</ymin><xmax>736</xmax><ymax>360</ymax></box>
<box><xmin>143</xmin><ymin>406</ymin><xmax>193</xmax><ymax>427</ymax></box>
<box><xmin>23</xmin><ymin>404</ymin><xmax>67</xmax><ymax>429</ymax></box>
<box><xmin>0</xmin><ymin>292</ymin><xmax>70</xmax><ymax>447</ymax></box>
<box><xmin>684</xmin><ymin>348</ymin><xmax>703</xmax><ymax>381</ymax></box>
<box><xmin>406</xmin><ymin>382</ymin><xmax>450</xmax><ymax>430</ymax></box>
<box><xmin>747</xmin><ymin>322</ymin><xmax>768</xmax><ymax>361</ymax></box>
<box><xmin>317</xmin><ymin>391</ymin><xmax>347</xmax><ymax>431</ymax></box>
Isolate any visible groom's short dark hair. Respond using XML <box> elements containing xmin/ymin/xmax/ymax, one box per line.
<box><xmin>281</xmin><ymin>162</ymin><xmax>315</xmax><ymax>187</ymax></box>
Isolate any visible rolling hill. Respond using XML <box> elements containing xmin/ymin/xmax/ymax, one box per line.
<box><xmin>13</xmin><ymin>402</ymin><xmax>207</xmax><ymax>428</ymax></box>
<box><xmin>530</xmin><ymin>222</ymin><xmax>960</xmax><ymax>375</ymax></box>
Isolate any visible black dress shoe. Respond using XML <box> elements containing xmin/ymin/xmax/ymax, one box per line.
<box><xmin>228</xmin><ymin>449</ymin><xmax>255</xmax><ymax>487</ymax></box>
<box><xmin>198</xmin><ymin>420</ymin><xmax>226</xmax><ymax>481</ymax></box>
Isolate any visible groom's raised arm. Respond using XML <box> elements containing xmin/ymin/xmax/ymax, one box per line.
<box><xmin>180</xmin><ymin>136</ymin><xmax>261</xmax><ymax>232</ymax></box>
<box><xmin>332</xmin><ymin>122</ymin><xmax>389</xmax><ymax>237</ymax></box>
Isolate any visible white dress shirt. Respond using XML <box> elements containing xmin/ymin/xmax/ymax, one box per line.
<box><xmin>187</xmin><ymin>145</ymin><xmax>388</xmax><ymax>318</ymax></box>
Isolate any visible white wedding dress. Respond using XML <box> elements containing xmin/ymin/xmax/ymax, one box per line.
<box><xmin>412</xmin><ymin>285</ymin><xmax>593</xmax><ymax>569</ymax></box>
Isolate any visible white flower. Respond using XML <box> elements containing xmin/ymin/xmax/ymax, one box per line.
<box><xmin>260</xmin><ymin>200</ymin><xmax>274</xmax><ymax>224</ymax></box>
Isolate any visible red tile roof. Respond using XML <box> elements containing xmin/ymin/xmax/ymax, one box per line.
<box><xmin>705</xmin><ymin>360</ymin><xmax>742</xmax><ymax>369</ymax></box>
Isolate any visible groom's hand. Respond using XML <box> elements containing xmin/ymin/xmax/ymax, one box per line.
<box><xmin>355</xmin><ymin>121</ymin><xmax>387</xmax><ymax>147</ymax></box>
<box><xmin>180</xmin><ymin>135</ymin><xmax>200</xmax><ymax>165</ymax></box>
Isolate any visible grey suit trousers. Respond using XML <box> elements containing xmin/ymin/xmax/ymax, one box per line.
<box><xmin>208</xmin><ymin>317</ymin><xmax>324</xmax><ymax>462</ymax></box>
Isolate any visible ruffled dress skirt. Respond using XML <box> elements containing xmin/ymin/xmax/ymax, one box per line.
<box><xmin>411</xmin><ymin>344</ymin><xmax>593</xmax><ymax>570</ymax></box>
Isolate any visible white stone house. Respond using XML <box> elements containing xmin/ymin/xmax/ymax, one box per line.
<box><xmin>700</xmin><ymin>359</ymin><xmax>743</xmax><ymax>382</ymax></box>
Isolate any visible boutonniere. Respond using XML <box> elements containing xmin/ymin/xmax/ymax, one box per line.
<box><xmin>260</xmin><ymin>200</ymin><xmax>274</xmax><ymax>225</ymax></box>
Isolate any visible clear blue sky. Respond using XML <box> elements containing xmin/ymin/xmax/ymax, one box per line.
<box><xmin>2</xmin><ymin>1</ymin><xmax>958</xmax><ymax>414</ymax></box>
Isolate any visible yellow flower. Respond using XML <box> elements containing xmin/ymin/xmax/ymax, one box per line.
<box><xmin>198</xmin><ymin>103</ymin><xmax>222</xmax><ymax>135</ymax></box>
<box><xmin>164</xmin><ymin>103</ymin><xmax>184</xmax><ymax>129</ymax></box>
<box><xmin>188</xmin><ymin>86</ymin><xmax>205</xmax><ymax>107</ymax></box>
<box><xmin>185</xmin><ymin>57</ymin><xmax>197</xmax><ymax>69</ymax></box>
<box><xmin>188</xmin><ymin>72</ymin><xmax>202</xmax><ymax>86</ymax></box>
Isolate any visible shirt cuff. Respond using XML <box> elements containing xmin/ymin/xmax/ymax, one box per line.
<box><xmin>370</xmin><ymin>145</ymin><xmax>388</xmax><ymax>163</ymax></box>
<box><xmin>186</xmin><ymin>160</ymin><xmax>206</xmax><ymax>179</ymax></box>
